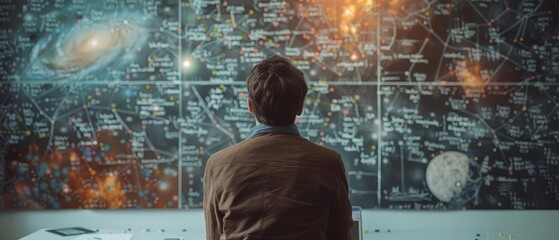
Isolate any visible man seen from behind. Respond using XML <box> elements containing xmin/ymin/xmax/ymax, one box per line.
<box><xmin>203</xmin><ymin>56</ymin><xmax>353</xmax><ymax>240</ymax></box>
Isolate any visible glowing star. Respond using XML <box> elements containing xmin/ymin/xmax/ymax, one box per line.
<box><xmin>182</xmin><ymin>59</ymin><xmax>192</xmax><ymax>68</ymax></box>
<box><xmin>159</xmin><ymin>181</ymin><xmax>169</xmax><ymax>191</ymax></box>
<box><xmin>327</xmin><ymin>0</ymin><xmax>375</xmax><ymax>38</ymax></box>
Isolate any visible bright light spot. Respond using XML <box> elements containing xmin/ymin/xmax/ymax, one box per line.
<box><xmin>90</xmin><ymin>39</ymin><xmax>98</xmax><ymax>47</ymax></box>
<box><xmin>182</xmin><ymin>60</ymin><xmax>192</xmax><ymax>68</ymax></box>
<box><xmin>159</xmin><ymin>181</ymin><xmax>169</xmax><ymax>191</ymax></box>
<box><xmin>343</xmin><ymin>5</ymin><xmax>357</xmax><ymax>19</ymax></box>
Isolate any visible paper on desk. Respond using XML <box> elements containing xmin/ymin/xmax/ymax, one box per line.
<box><xmin>73</xmin><ymin>233</ymin><xmax>133</xmax><ymax>240</ymax></box>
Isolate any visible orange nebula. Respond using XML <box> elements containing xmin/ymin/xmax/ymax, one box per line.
<box><xmin>323</xmin><ymin>0</ymin><xmax>376</xmax><ymax>35</ymax></box>
<box><xmin>455</xmin><ymin>61</ymin><xmax>485</xmax><ymax>88</ymax></box>
<box><xmin>4</xmin><ymin>130</ymin><xmax>178</xmax><ymax>209</ymax></box>
<box><xmin>97</xmin><ymin>175</ymin><xmax>125</xmax><ymax>209</ymax></box>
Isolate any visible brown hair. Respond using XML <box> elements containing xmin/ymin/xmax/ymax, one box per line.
<box><xmin>246</xmin><ymin>56</ymin><xmax>308</xmax><ymax>126</ymax></box>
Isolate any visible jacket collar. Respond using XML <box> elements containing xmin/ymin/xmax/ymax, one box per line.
<box><xmin>246</xmin><ymin>123</ymin><xmax>300</xmax><ymax>139</ymax></box>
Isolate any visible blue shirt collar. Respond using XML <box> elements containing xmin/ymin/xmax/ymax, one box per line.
<box><xmin>246</xmin><ymin>123</ymin><xmax>300</xmax><ymax>139</ymax></box>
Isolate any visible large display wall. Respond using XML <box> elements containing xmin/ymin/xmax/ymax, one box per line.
<box><xmin>0</xmin><ymin>0</ymin><xmax>558</xmax><ymax>209</ymax></box>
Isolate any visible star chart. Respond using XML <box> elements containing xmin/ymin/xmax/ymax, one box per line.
<box><xmin>0</xmin><ymin>0</ymin><xmax>558</xmax><ymax>209</ymax></box>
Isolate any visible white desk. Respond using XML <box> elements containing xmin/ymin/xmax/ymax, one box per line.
<box><xmin>22</xmin><ymin>228</ymin><xmax>504</xmax><ymax>240</ymax></box>
<box><xmin>12</xmin><ymin>210</ymin><xmax>559</xmax><ymax>240</ymax></box>
<box><xmin>20</xmin><ymin>229</ymin><xmax>189</xmax><ymax>240</ymax></box>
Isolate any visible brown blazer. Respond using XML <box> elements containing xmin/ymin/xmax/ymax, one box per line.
<box><xmin>203</xmin><ymin>132</ymin><xmax>353</xmax><ymax>240</ymax></box>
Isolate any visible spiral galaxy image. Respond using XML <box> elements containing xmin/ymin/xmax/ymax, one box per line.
<box><xmin>1</xmin><ymin>0</ymin><xmax>559</xmax><ymax>210</ymax></box>
<box><xmin>13</xmin><ymin>8</ymin><xmax>157</xmax><ymax>83</ymax></box>
<box><xmin>27</xmin><ymin>12</ymin><xmax>149</xmax><ymax>80</ymax></box>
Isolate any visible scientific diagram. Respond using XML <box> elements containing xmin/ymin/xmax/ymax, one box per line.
<box><xmin>0</xmin><ymin>0</ymin><xmax>558</xmax><ymax>209</ymax></box>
